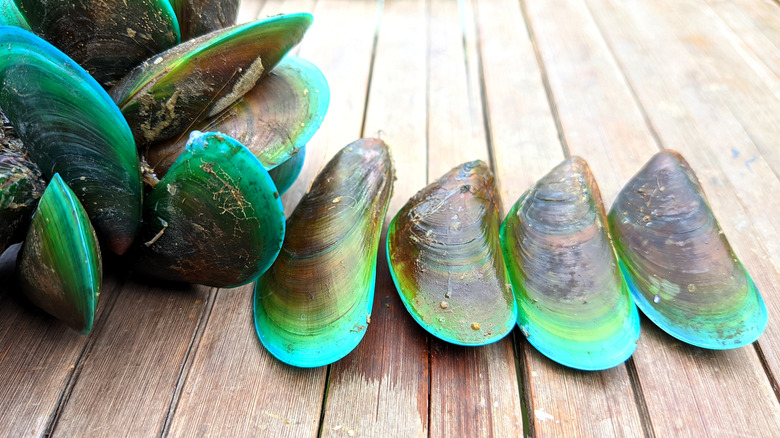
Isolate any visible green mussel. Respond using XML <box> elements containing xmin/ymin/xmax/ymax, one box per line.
<box><xmin>387</xmin><ymin>160</ymin><xmax>516</xmax><ymax>346</ymax></box>
<box><xmin>146</xmin><ymin>55</ymin><xmax>329</xmax><ymax>177</ymax></box>
<box><xmin>110</xmin><ymin>13</ymin><xmax>313</xmax><ymax>147</ymax></box>
<box><xmin>132</xmin><ymin>131</ymin><xmax>285</xmax><ymax>287</ymax></box>
<box><xmin>171</xmin><ymin>0</ymin><xmax>239</xmax><ymax>41</ymax></box>
<box><xmin>17</xmin><ymin>173</ymin><xmax>101</xmax><ymax>333</ymax></box>
<box><xmin>0</xmin><ymin>27</ymin><xmax>143</xmax><ymax>255</ymax></box>
<box><xmin>608</xmin><ymin>150</ymin><xmax>767</xmax><ymax>349</ymax></box>
<box><xmin>14</xmin><ymin>0</ymin><xmax>180</xmax><ymax>88</ymax></box>
<box><xmin>254</xmin><ymin>138</ymin><xmax>395</xmax><ymax>367</ymax></box>
<box><xmin>500</xmin><ymin>157</ymin><xmax>640</xmax><ymax>371</ymax></box>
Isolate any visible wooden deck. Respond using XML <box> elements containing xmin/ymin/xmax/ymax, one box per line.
<box><xmin>2</xmin><ymin>0</ymin><xmax>780</xmax><ymax>436</ymax></box>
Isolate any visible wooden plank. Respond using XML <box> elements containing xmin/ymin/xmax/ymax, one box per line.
<box><xmin>50</xmin><ymin>280</ymin><xmax>210</xmax><ymax>437</ymax></box>
<box><xmin>584</xmin><ymin>0</ymin><xmax>780</xmax><ymax>435</ymax></box>
<box><xmin>0</xmin><ymin>248</ymin><xmax>121</xmax><ymax>438</ymax></box>
<box><xmin>165</xmin><ymin>286</ymin><xmax>324</xmax><ymax>437</ymax></box>
<box><xmin>426</xmin><ymin>0</ymin><xmax>523</xmax><ymax>436</ymax></box>
<box><xmin>476</xmin><ymin>0</ymin><xmax>647</xmax><ymax>436</ymax></box>
<box><xmin>320</xmin><ymin>1</ymin><xmax>430</xmax><ymax>436</ymax></box>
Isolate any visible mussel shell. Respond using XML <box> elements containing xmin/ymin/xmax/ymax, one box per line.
<box><xmin>0</xmin><ymin>144</ymin><xmax>45</xmax><ymax>254</ymax></box>
<box><xmin>132</xmin><ymin>131</ymin><xmax>285</xmax><ymax>287</ymax></box>
<box><xmin>15</xmin><ymin>0</ymin><xmax>180</xmax><ymax>88</ymax></box>
<box><xmin>110</xmin><ymin>13</ymin><xmax>313</xmax><ymax>147</ymax></box>
<box><xmin>0</xmin><ymin>0</ymin><xmax>30</xmax><ymax>30</ymax></box>
<box><xmin>608</xmin><ymin>150</ymin><xmax>767</xmax><ymax>349</ymax></box>
<box><xmin>268</xmin><ymin>147</ymin><xmax>306</xmax><ymax>195</ymax></box>
<box><xmin>500</xmin><ymin>157</ymin><xmax>640</xmax><ymax>371</ymax></box>
<box><xmin>18</xmin><ymin>173</ymin><xmax>101</xmax><ymax>333</ymax></box>
<box><xmin>254</xmin><ymin>138</ymin><xmax>395</xmax><ymax>367</ymax></box>
<box><xmin>387</xmin><ymin>160</ymin><xmax>516</xmax><ymax>346</ymax></box>
<box><xmin>171</xmin><ymin>0</ymin><xmax>239</xmax><ymax>41</ymax></box>
<box><xmin>146</xmin><ymin>55</ymin><xmax>329</xmax><ymax>176</ymax></box>
<box><xmin>0</xmin><ymin>27</ymin><xmax>143</xmax><ymax>255</ymax></box>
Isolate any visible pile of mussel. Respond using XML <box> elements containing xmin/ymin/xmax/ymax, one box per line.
<box><xmin>0</xmin><ymin>1</ymin><xmax>767</xmax><ymax>372</ymax></box>
<box><xmin>0</xmin><ymin>2</ymin><xmax>329</xmax><ymax>332</ymax></box>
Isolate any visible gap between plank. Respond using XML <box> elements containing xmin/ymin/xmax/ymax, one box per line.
<box><xmin>316</xmin><ymin>365</ymin><xmax>332</xmax><ymax>438</ymax></box>
<box><xmin>754</xmin><ymin>342</ymin><xmax>780</xmax><ymax>404</ymax></box>
<box><xmin>517</xmin><ymin>0</ymin><xmax>571</xmax><ymax>159</ymax></box>
<box><xmin>45</xmin><ymin>270</ymin><xmax>128</xmax><ymax>437</ymax></box>
<box><xmin>158</xmin><ymin>286</ymin><xmax>219</xmax><ymax>437</ymax></box>
<box><xmin>359</xmin><ymin>0</ymin><xmax>385</xmax><ymax>139</ymax></box>
<box><xmin>624</xmin><ymin>357</ymin><xmax>656</xmax><ymax>438</ymax></box>
<box><xmin>470</xmin><ymin>2</ymin><xmax>531</xmax><ymax>433</ymax></box>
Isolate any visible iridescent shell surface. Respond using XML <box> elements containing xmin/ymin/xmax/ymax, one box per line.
<box><xmin>15</xmin><ymin>0</ymin><xmax>180</xmax><ymax>87</ymax></box>
<box><xmin>0</xmin><ymin>0</ymin><xmax>30</xmax><ymax>30</ymax></box>
<box><xmin>110</xmin><ymin>13</ymin><xmax>313</xmax><ymax>146</ymax></box>
<box><xmin>387</xmin><ymin>160</ymin><xmax>516</xmax><ymax>346</ymax></box>
<box><xmin>146</xmin><ymin>55</ymin><xmax>329</xmax><ymax>177</ymax></box>
<box><xmin>18</xmin><ymin>173</ymin><xmax>101</xmax><ymax>333</ymax></box>
<box><xmin>132</xmin><ymin>131</ymin><xmax>285</xmax><ymax>287</ymax></box>
<box><xmin>608</xmin><ymin>150</ymin><xmax>767</xmax><ymax>349</ymax></box>
<box><xmin>254</xmin><ymin>138</ymin><xmax>395</xmax><ymax>368</ymax></box>
<box><xmin>0</xmin><ymin>27</ymin><xmax>143</xmax><ymax>255</ymax></box>
<box><xmin>500</xmin><ymin>157</ymin><xmax>639</xmax><ymax>370</ymax></box>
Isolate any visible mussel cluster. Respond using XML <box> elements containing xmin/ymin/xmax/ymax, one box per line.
<box><xmin>0</xmin><ymin>2</ymin><xmax>767</xmax><ymax>372</ymax></box>
<box><xmin>0</xmin><ymin>2</ymin><xmax>330</xmax><ymax>333</ymax></box>
<box><xmin>387</xmin><ymin>153</ymin><xmax>767</xmax><ymax>371</ymax></box>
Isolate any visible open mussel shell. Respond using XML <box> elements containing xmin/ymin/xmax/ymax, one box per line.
<box><xmin>18</xmin><ymin>173</ymin><xmax>101</xmax><ymax>333</ymax></box>
<box><xmin>110</xmin><ymin>13</ymin><xmax>313</xmax><ymax>147</ymax></box>
<box><xmin>15</xmin><ymin>0</ymin><xmax>180</xmax><ymax>88</ymax></box>
<box><xmin>0</xmin><ymin>145</ymin><xmax>45</xmax><ymax>254</ymax></box>
<box><xmin>0</xmin><ymin>27</ymin><xmax>143</xmax><ymax>255</ymax></box>
<box><xmin>146</xmin><ymin>55</ymin><xmax>329</xmax><ymax>177</ymax></box>
<box><xmin>171</xmin><ymin>0</ymin><xmax>239</xmax><ymax>41</ymax></box>
<box><xmin>501</xmin><ymin>157</ymin><xmax>640</xmax><ymax>371</ymax></box>
<box><xmin>268</xmin><ymin>147</ymin><xmax>306</xmax><ymax>195</ymax></box>
<box><xmin>608</xmin><ymin>150</ymin><xmax>767</xmax><ymax>349</ymax></box>
<box><xmin>132</xmin><ymin>131</ymin><xmax>285</xmax><ymax>287</ymax></box>
<box><xmin>0</xmin><ymin>0</ymin><xmax>30</xmax><ymax>30</ymax></box>
<box><xmin>387</xmin><ymin>160</ymin><xmax>516</xmax><ymax>346</ymax></box>
<box><xmin>254</xmin><ymin>138</ymin><xmax>395</xmax><ymax>368</ymax></box>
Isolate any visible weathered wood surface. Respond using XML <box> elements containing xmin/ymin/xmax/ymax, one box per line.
<box><xmin>2</xmin><ymin>0</ymin><xmax>780</xmax><ymax>437</ymax></box>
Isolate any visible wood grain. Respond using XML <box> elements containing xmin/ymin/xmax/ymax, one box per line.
<box><xmin>320</xmin><ymin>1</ymin><xmax>430</xmax><ymax>436</ymax></box>
<box><xmin>0</xmin><ymin>250</ymin><xmax>122</xmax><ymax>438</ymax></box>
<box><xmin>166</xmin><ymin>286</ymin><xmax>325</xmax><ymax>437</ymax></box>
<box><xmin>50</xmin><ymin>280</ymin><xmax>210</xmax><ymax>437</ymax></box>
<box><xmin>426</xmin><ymin>1</ymin><xmax>523</xmax><ymax>436</ymax></box>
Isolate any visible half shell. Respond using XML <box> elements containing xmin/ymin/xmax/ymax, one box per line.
<box><xmin>608</xmin><ymin>150</ymin><xmax>767</xmax><ymax>349</ymax></box>
<box><xmin>110</xmin><ymin>13</ymin><xmax>313</xmax><ymax>146</ymax></box>
<box><xmin>500</xmin><ymin>157</ymin><xmax>640</xmax><ymax>370</ymax></box>
<box><xmin>17</xmin><ymin>173</ymin><xmax>101</xmax><ymax>333</ymax></box>
<box><xmin>146</xmin><ymin>55</ymin><xmax>329</xmax><ymax>177</ymax></box>
<box><xmin>0</xmin><ymin>27</ymin><xmax>143</xmax><ymax>255</ymax></box>
<box><xmin>254</xmin><ymin>138</ymin><xmax>394</xmax><ymax>367</ymax></box>
<box><xmin>387</xmin><ymin>160</ymin><xmax>516</xmax><ymax>346</ymax></box>
<box><xmin>132</xmin><ymin>131</ymin><xmax>285</xmax><ymax>287</ymax></box>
